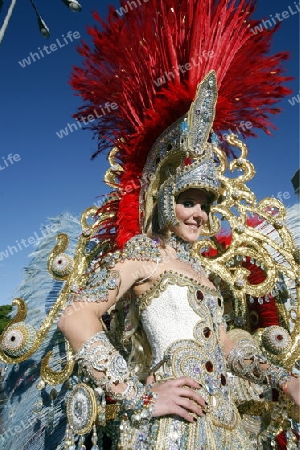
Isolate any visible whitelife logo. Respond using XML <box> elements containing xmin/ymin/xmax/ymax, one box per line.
<box><xmin>18</xmin><ymin>31</ymin><xmax>80</xmax><ymax>68</ymax></box>
<box><xmin>115</xmin><ymin>0</ymin><xmax>149</xmax><ymax>16</ymax></box>
<box><xmin>250</xmin><ymin>2</ymin><xmax>300</xmax><ymax>34</ymax></box>
<box><xmin>0</xmin><ymin>224</ymin><xmax>59</xmax><ymax>261</ymax></box>
<box><xmin>55</xmin><ymin>102</ymin><xmax>118</xmax><ymax>139</ymax></box>
<box><xmin>0</xmin><ymin>153</ymin><xmax>21</xmax><ymax>172</ymax></box>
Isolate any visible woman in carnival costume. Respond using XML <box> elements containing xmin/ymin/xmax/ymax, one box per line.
<box><xmin>1</xmin><ymin>1</ymin><xmax>299</xmax><ymax>449</ymax></box>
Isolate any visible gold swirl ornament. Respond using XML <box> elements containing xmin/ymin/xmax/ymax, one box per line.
<box><xmin>194</xmin><ymin>134</ymin><xmax>299</xmax><ymax>347</ymax></box>
<box><xmin>48</xmin><ymin>233</ymin><xmax>74</xmax><ymax>281</ymax></box>
<box><xmin>104</xmin><ymin>146</ymin><xmax>124</xmax><ymax>188</ymax></box>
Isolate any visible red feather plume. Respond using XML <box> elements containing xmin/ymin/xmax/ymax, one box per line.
<box><xmin>70</xmin><ymin>0</ymin><xmax>292</xmax><ymax>248</ymax></box>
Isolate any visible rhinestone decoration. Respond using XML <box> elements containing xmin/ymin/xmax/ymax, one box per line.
<box><xmin>1</xmin><ymin>322</ymin><xmax>36</xmax><ymax>358</ymax></box>
<box><xmin>262</xmin><ymin>325</ymin><xmax>292</xmax><ymax>355</ymax></box>
<box><xmin>187</xmin><ymin>71</ymin><xmax>217</xmax><ymax>154</ymax></box>
<box><xmin>51</xmin><ymin>253</ymin><xmax>74</xmax><ymax>277</ymax></box>
<box><xmin>36</xmin><ymin>380</ymin><xmax>46</xmax><ymax>390</ymax></box>
<box><xmin>66</xmin><ymin>383</ymin><xmax>97</xmax><ymax>435</ymax></box>
<box><xmin>235</xmin><ymin>224</ymin><xmax>245</xmax><ymax>234</ymax></box>
<box><xmin>234</xmin><ymin>278</ymin><xmax>246</xmax><ymax>288</ymax></box>
<box><xmin>205</xmin><ymin>361</ymin><xmax>214</xmax><ymax>372</ymax></box>
<box><xmin>194</xmin><ymin>321</ymin><xmax>216</xmax><ymax>350</ymax></box>
<box><xmin>232</xmin><ymin>190</ymin><xmax>240</xmax><ymax>200</ymax></box>
<box><xmin>161</xmin><ymin>337</ymin><xmax>238</xmax><ymax>430</ymax></box>
<box><xmin>69</xmin><ymin>235</ymin><xmax>161</xmax><ymax>304</ymax></box>
<box><xmin>167</xmin><ymin>235</ymin><xmax>206</xmax><ymax>277</ymax></box>
<box><xmin>220</xmin><ymin>374</ymin><xmax>227</xmax><ymax>386</ymax></box>
<box><xmin>203</xmin><ymin>327</ymin><xmax>211</xmax><ymax>338</ymax></box>
<box><xmin>92</xmin><ymin>351</ymin><xmax>128</xmax><ymax>383</ymax></box>
<box><xmin>234</xmin><ymin>316</ymin><xmax>245</xmax><ymax>327</ymax></box>
<box><xmin>174</xmin><ymin>157</ymin><xmax>219</xmax><ymax>195</ymax></box>
<box><xmin>274</xmin><ymin>219</ymin><xmax>284</xmax><ymax>229</ymax></box>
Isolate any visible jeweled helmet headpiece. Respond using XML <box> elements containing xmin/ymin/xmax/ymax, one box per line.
<box><xmin>140</xmin><ymin>71</ymin><xmax>219</xmax><ymax>231</ymax></box>
<box><xmin>69</xmin><ymin>0</ymin><xmax>292</xmax><ymax>249</ymax></box>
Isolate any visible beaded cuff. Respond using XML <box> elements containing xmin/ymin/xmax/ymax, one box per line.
<box><xmin>75</xmin><ymin>332</ymin><xmax>130</xmax><ymax>397</ymax></box>
<box><xmin>75</xmin><ymin>331</ymin><xmax>147</xmax><ymax>405</ymax></box>
<box><xmin>226</xmin><ymin>339</ymin><xmax>291</xmax><ymax>390</ymax></box>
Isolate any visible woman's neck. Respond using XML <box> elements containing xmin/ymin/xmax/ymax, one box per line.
<box><xmin>166</xmin><ymin>234</ymin><xmax>205</xmax><ymax>277</ymax></box>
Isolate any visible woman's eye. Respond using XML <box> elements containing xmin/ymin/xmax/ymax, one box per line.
<box><xmin>183</xmin><ymin>201</ymin><xmax>194</xmax><ymax>207</ymax></box>
<box><xmin>201</xmin><ymin>204</ymin><xmax>209</xmax><ymax>212</ymax></box>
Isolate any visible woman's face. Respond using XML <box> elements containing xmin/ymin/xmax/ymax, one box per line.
<box><xmin>170</xmin><ymin>189</ymin><xmax>209</xmax><ymax>242</ymax></box>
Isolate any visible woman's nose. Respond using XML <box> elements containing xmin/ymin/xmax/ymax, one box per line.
<box><xmin>193</xmin><ymin>205</ymin><xmax>208</xmax><ymax>221</ymax></box>
<box><xmin>193</xmin><ymin>204</ymin><xmax>203</xmax><ymax>217</ymax></box>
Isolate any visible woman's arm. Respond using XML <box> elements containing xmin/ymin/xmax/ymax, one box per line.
<box><xmin>58</xmin><ymin>257</ymin><xmax>207</xmax><ymax>421</ymax></box>
<box><xmin>219</xmin><ymin>325</ymin><xmax>300</xmax><ymax>406</ymax></box>
<box><xmin>58</xmin><ymin>254</ymin><xmax>155</xmax><ymax>347</ymax></box>
<box><xmin>57</xmin><ymin>259</ymin><xmax>146</xmax><ymax>396</ymax></box>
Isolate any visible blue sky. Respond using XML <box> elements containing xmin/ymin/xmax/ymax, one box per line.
<box><xmin>0</xmin><ymin>0</ymin><xmax>299</xmax><ymax>306</ymax></box>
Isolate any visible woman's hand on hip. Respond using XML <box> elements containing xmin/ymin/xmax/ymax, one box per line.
<box><xmin>148</xmin><ymin>376</ymin><xmax>206</xmax><ymax>423</ymax></box>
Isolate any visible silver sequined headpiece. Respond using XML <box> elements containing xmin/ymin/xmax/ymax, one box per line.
<box><xmin>140</xmin><ymin>71</ymin><xmax>220</xmax><ymax>231</ymax></box>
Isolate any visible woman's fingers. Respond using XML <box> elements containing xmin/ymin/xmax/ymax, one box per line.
<box><xmin>170</xmin><ymin>376</ymin><xmax>201</xmax><ymax>390</ymax></box>
<box><xmin>172</xmin><ymin>405</ymin><xmax>197</xmax><ymax>423</ymax></box>
<box><xmin>164</xmin><ymin>377</ymin><xmax>206</xmax><ymax>407</ymax></box>
<box><xmin>176</xmin><ymin>397</ymin><xmax>205</xmax><ymax>417</ymax></box>
<box><xmin>177</xmin><ymin>387</ymin><xmax>206</xmax><ymax>408</ymax></box>
<box><xmin>151</xmin><ymin>376</ymin><xmax>207</xmax><ymax>420</ymax></box>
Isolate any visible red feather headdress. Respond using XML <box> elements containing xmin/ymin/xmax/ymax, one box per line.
<box><xmin>70</xmin><ymin>0</ymin><xmax>291</xmax><ymax>249</ymax></box>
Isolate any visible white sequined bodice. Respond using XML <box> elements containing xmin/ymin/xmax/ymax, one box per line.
<box><xmin>138</xmin><ymin>273</ymin><xmax>238</xmax><ymax>431</ymax></box>
<box><xmin>141</xmin><ymin>284</ymin><xmax>200</xmax><ymax>366</ymax></box>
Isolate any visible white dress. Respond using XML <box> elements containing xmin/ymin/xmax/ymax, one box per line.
<box><xmin>118</xmin><ymin>270</ymin><xmax>254</xmax><ymax>450</ymax></box>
